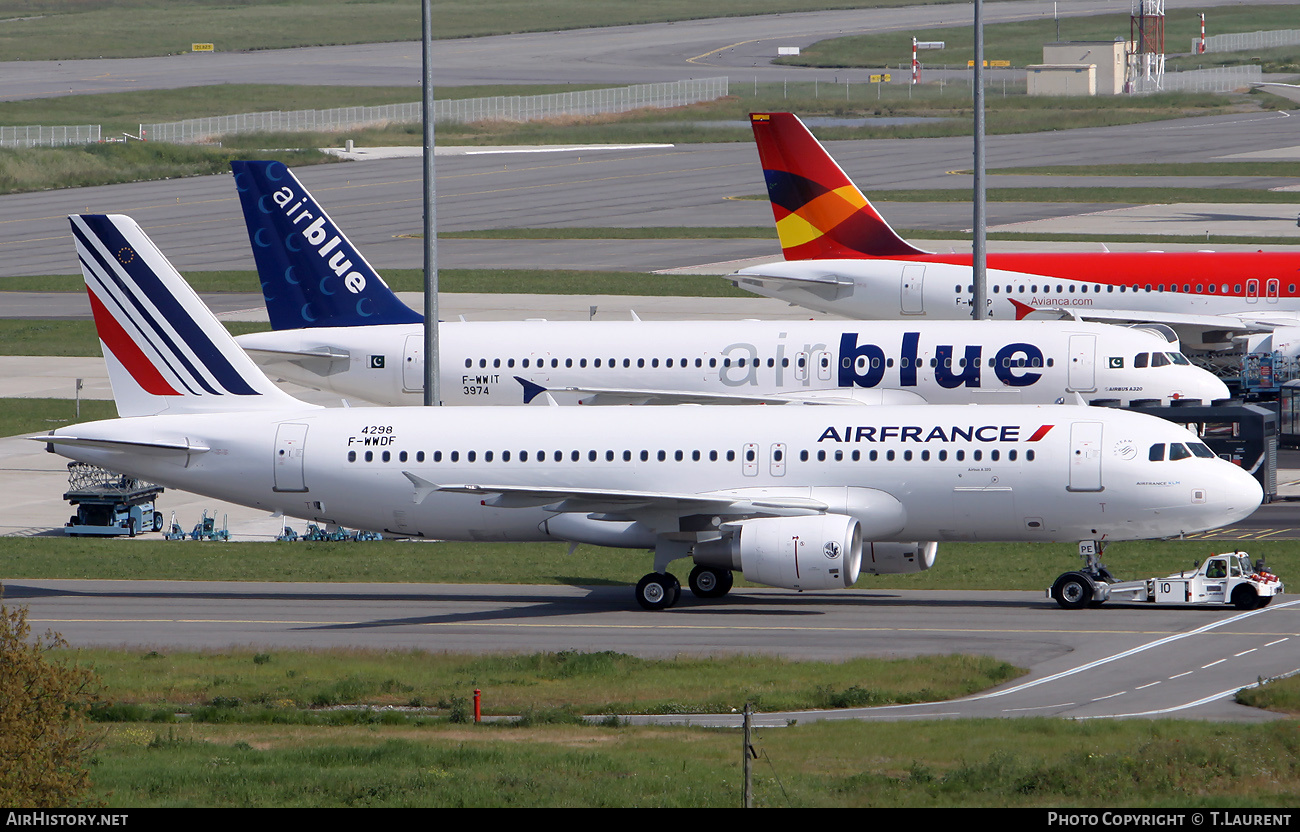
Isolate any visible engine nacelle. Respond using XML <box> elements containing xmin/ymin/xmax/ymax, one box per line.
<box><xmin>860</xmin><ymin>541</ymin><xmax>938</xmax><ymax>575</ymax></box>
<box><xmin>693</xmin><ymin>514</ymin><xmax>862</xmax><ymax>591</ymax></box>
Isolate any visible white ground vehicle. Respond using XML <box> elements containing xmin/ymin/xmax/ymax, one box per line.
<box><xmin>1050</xmin><ymin>548</ymin><xmax>1284</xmax><ymax>610</ymax></box>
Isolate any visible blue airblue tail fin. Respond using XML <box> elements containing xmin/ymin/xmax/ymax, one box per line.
<box><xmin>231</xmin><ymin>160</ymin><xmax>423</xmax><ymax>330</ymax></box>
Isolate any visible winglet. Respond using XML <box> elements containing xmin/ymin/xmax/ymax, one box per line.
<box><xmin>1008</xmin><ymin>298</ymin><xmax>1036</xmax><ymax>321</ymax></box>
<box><xmin>231</xmin><ymin>160</ymin><xmax>423</xmax><ymax>330</ymax></box>
<box><xmin>69</xmin><ymin>214</ymin><xmax>314</xmax><ymax>418</ymax></box>
<box><xmin>749</xmin><ymin>112</ymin><xmax>928</xmax><ymax>260</ymax></box>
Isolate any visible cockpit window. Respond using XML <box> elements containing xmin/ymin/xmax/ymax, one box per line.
<box><xmin>1148</xmin><ymin>443</ymin><xmax>1165</xmax><ymax>461</ymax></box>
<box><xmin>1169</xmin><ymin>443</ymin><xmax>1191</xmax><ymax>461</ymax></box>
<box><xmin>1151</xmin><ymin>353</ymin><xmax>1170</xmax><ymax>367</ymax></box>
<box><xmin>1169</xmin><ymin>352</ymin><xmax>1191</xmax><ymax>366</ymax></box>
<box><xmin>1188</xmin><ymin>443</ymin><xmax>1215</xmax><ymax>459</ymax></box>
<box><xmin>1134</xmin><ymin>353</ymin><xmax>1149</xmax><ymax>368</ymax></box>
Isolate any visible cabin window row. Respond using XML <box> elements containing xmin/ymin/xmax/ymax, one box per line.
<box><xmin>345</xmin><ymin>447</ymin><xmax>1038</xmax><ymax>464</ymax></box>
<box><xmin>465</xmin><ymin>356</ymin><xmax>800</xmax><ymax>370</ymax></box>
<box><xmin>958</xmin><ymin>283</ymin><xmax>1299</xmax><ymax>295</ymax></box>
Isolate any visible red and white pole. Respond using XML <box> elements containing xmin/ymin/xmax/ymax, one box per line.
<box><xmin>1199</xmin><ymin>14</ymin><xmax>1206</xmax><ymax>54</ymax></box>
<box><xmin>911</xmin><ymin>37</ymin><xmax>919</xmax><ymax>84</ymax></box>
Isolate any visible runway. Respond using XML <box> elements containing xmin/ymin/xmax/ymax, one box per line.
<box><xmin>4</xmin><ymin>577</ymin><xmax>1295</xmax><ymax>723</ymax></box>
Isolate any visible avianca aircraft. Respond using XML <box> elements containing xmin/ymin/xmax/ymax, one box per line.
<box><xmin>732</xmin><ymin>112</ymin><xmax>1300</xmax><ymax>354</ymax></box>
<box><xmin>228</xmin><ymin>161</ymin><xmax>1227</xmax><ymax>407</ymax></box>
<box><xmin>41</xmin><ymin>213</ymin><xmax>1261</xmax><ymax>610</ymax></box>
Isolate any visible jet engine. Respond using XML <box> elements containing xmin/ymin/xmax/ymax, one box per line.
<box><xmin>859</xmin><ymin>541</ymin><xmax>937</xmax><ymax>575</ymax></box>
<box><xmin>693</xmin><ymin>514</ymin><xmax>862</xmax><ymax>591</ymax></box>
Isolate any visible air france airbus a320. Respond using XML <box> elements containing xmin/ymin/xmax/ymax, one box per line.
<box><xmin>227</xmin><ymin>161</ymin><xmax>1226</xmax><ymax>408</ymax></box>
<box><xmin>731</xmin><ymin>112</ymin><xmax>1300</xmax><ymax>355</ymax></box>
<box><xmin>39</xmin><ymin>213</ymin><xmax>1262</xmax><ymax>610</ymax></box>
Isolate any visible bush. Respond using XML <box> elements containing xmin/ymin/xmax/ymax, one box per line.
<box><xmin>0</xmin><ymin>594</ymin><xmax>101</xmax><ymax>806</ymax></box>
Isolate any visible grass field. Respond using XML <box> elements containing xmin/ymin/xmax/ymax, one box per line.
<box><xmin>0</xmin><ymin>268</ymin><xmax>749</xmax><ymax>298</ymax></box>
<box><xmin>76</xmin><ymin>717</ymin><xmax>1300</xmax><ymax>807</ymax></box>
<box><xmin>0</xmin><ymin>0</ymin><xmax>965</xmax><ymax>61</ymax></box>
<box><xmin>778</xmin><ymin>5</ymin><xmax>1300</xmax><ymax>70</ymax></box>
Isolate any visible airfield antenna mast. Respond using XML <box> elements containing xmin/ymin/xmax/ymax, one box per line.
<box><xmin>1126</xmin><ymin>0</ymin><xmax>1165</xmax><ymax>93</ymax></box>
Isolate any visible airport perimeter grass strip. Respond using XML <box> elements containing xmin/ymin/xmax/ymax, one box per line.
<box><xmin>0</xmin><ymin>270</ymin><xmax>750</xmax><ymax>297</ymax></box>
<box><xmin>69</xmin><ymin>707</ymin><xmax>1300</xmax><ymax>806</ymax></box>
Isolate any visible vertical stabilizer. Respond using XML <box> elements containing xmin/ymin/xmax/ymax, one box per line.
<box><xmin>70</xmin><ymin>213</ymin><xmax>315</xmax><ymax>417</ymax></box>
<box><xmin>231</xmin><ymin>160</ymin><xmax>423</xmax><ymax>330</ymax></box>
<box><xmin>749</xmin><ymin>112</ymin><xmax>929</xmax><ymax>259</ymax></box>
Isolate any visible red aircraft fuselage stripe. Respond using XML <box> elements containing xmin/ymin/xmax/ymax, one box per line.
<box><xmin>86</xmin><ymin>287</ymin><xmax>180</xmax><ymax>396</ymax></box>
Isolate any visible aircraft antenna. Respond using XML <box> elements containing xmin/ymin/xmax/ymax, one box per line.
<box><xmin>1125</xmin><ymin>0</ymin><xmax>1165</xmax><ymax>93</ymax></box>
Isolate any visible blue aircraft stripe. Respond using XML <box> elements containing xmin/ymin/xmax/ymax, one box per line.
<box><xmin>73</xmin><ymin>217</ymin><xmax>259</xmax><ymax>396</ymax></box>
<box><xmin>73</xmin><ymin>225</ymin><xmax>207</xmax><ymax>396</ymax></box>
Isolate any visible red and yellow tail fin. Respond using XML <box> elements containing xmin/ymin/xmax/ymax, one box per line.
<box><xmin>749</xmin><ymin>112</ymin><xmax>928</xmax><ymax>260</ymax></box>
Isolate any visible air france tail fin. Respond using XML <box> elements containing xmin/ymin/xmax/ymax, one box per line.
<box><xmin>231</xmin><ymin>160</ymin><xmax>423</xmax><ymax>330</ymax></box>
<box><xmin>749</xmin><ymin>112</ymin><xmax>929</xmax><ymax>260</ymax></box>
<box><xmin>70</xmin><ymin>214</ymin><xmax>315</xmax><ymax>418</ymax></box>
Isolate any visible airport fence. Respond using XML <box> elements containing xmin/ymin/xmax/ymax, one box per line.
<box><xmin>1200</xmin><ymin>29</ymin><xmax>1300</xmax><ymax>54</ymax></box>
<box><xmin>140</xmin><ymin>77</ymin><xmax>730</xmax><ymax>144</ymax></box>
<box><xmin>0</xmin><ymin>125</ymin><xmax>101</xmax><ymax>147</ymax></box>
<box><xmin>1131</xmin><ymin>65</ymin><xmax>1262</xmax><ymax>94</ymax></box>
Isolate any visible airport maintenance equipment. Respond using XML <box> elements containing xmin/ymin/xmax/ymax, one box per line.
<box><xmin>1050</xmin><ymin>546</ymin><xmax>1283</xmax><ymax>610</ymax></box>
<box><xmin>62</xmin><ymin>462</ymin><xmax>163</xmax><ymax>537</ymax></box>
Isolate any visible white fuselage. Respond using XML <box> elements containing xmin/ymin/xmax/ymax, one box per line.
<box><xmin>234</xmin><ymin>319</ymin><xmax>1228</xmax><ymax>407</ymax></box>
<box><xmin>733</xmin><ymin>259</ymin><xmax>1300</xmax><ymax>353</ymax></box>
<box><xmin>48</xmin><ymin>404</ymin><xmax>1261</xmax><ymax>544</ymax></box>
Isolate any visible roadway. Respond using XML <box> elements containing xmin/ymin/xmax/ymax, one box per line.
<box><xmin>3</xmin><ymin>578</ymin><xmax>1295</xmax><ymax>723</ymax></box>
<box><xmin>2</xmin><ymin>0</ymin><xmax>1294</xmax><ymax>100</ymax></box>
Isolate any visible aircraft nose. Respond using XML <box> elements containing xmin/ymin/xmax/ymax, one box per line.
<box><xmin>1217</xmin><ymin>462</ymin><xmax>1263</xmax><ymax>524</ymax></box>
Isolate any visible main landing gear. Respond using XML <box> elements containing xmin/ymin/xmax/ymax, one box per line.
<box><xmin>634</xmin><ymin>566</ymin><xmax>735</xmax><ymax>610</ymax></box>
<box><xmin>634</xmin><ymin>539</ymin><xmax>734</xmax><ymax>610</ymax></box>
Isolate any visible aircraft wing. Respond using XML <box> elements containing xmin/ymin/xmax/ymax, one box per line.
<box><xmin>403</xmin><ymin>472</ymin><xmax>828</xmax><ymax>516</ymax></box>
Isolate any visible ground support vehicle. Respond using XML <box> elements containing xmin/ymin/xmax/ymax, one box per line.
<box><xmin>1050</xmin><ymin>544</ymin><xmax>1283</xmax><ymax>610</ymax></box>
<box><xmin>62</xmin><ymin>463</ymin><xmax>163</xmax><ymax>537</ymax></box>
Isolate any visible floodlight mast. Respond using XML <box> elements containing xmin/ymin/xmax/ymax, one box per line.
<box><xmin>422</xmin><ymin>0</ymin><xmax>441</xmax><ymax>406</ymax></box>
<box><xmin>972</xmin><ymin>0</ymin><xmax>987</xmax><ymax>321</ymax></box>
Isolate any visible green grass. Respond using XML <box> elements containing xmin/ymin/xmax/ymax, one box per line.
<box><xmin>79</xmin><ymin>718</ymin><xmax>1300</xmax><ymax>806</ymax></box>
<box><xmin>0</xmin><ymin>399</ymin><xmax>118</xmax><ymax>439</ymax></box>
<box><xmin>777</xmin><ymin>5</ymin><xmax>1300</xmax><ymax>69</ymax></box>
<box><xmin>988</xmin><ymin>162</ymin><xmax>1300</xmax><ymax>178</ymax></box>
<box><xmin>0</xmin><ymin>269</ymin><xmax>749</xmax><ymax>297</ymax></box>
<box><xmin>861</xmin><ymin>187</ymin><xmax>1300</xmax><ymax>204</ymax></box>
<box><xmin>0</xmin><ymin>142</ymin><xmax>333</xmax><ymax>195</ymax></box>
<box><xmin>2</xmin><ymin>537</ymin><xmax>1294</xmax><ymax>593</ymax></box>
<box><xmin>0</xmin><ymin>0</ymin><xmax>970</xmax><ymax>61</ymax></box>
<box><xmin>69</xmin><ymin>648</ymin><xmax>1020</xmax><ymax>717</ymax></box>
<box><xmin>0</xmin><ymin>321</ymin><xmax>271</xmax><ymax>361</ymax></box>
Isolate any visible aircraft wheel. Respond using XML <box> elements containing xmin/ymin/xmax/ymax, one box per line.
<box><xmin>1051</xmin><ymin>573</ymin><xmax>1092</xmax><ymax>610</ymax></box>
<box><xmin>689</xmin><ymin>565</ymin><xmax>733</xmax><ymax>599</ymax></box>
<box><xmin>635</xmin><ymin>572</ymin><xmax>680</xmax><ymax>611</ymax></box>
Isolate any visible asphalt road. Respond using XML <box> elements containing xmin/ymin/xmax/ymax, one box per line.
<box><xmin>1</xmin><ymin>106</ymin><xmax>1297</xmax><ymax>279</ymax></box>
<box><xmin>4</xmin><ymin>578</ymin><xmax>1294</xmax><ymax>723</ymax></box>
<box><xmin>3</xmin><ymin>0</ymin><xmax>1294</xmax><ymax>99</ymax></box>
